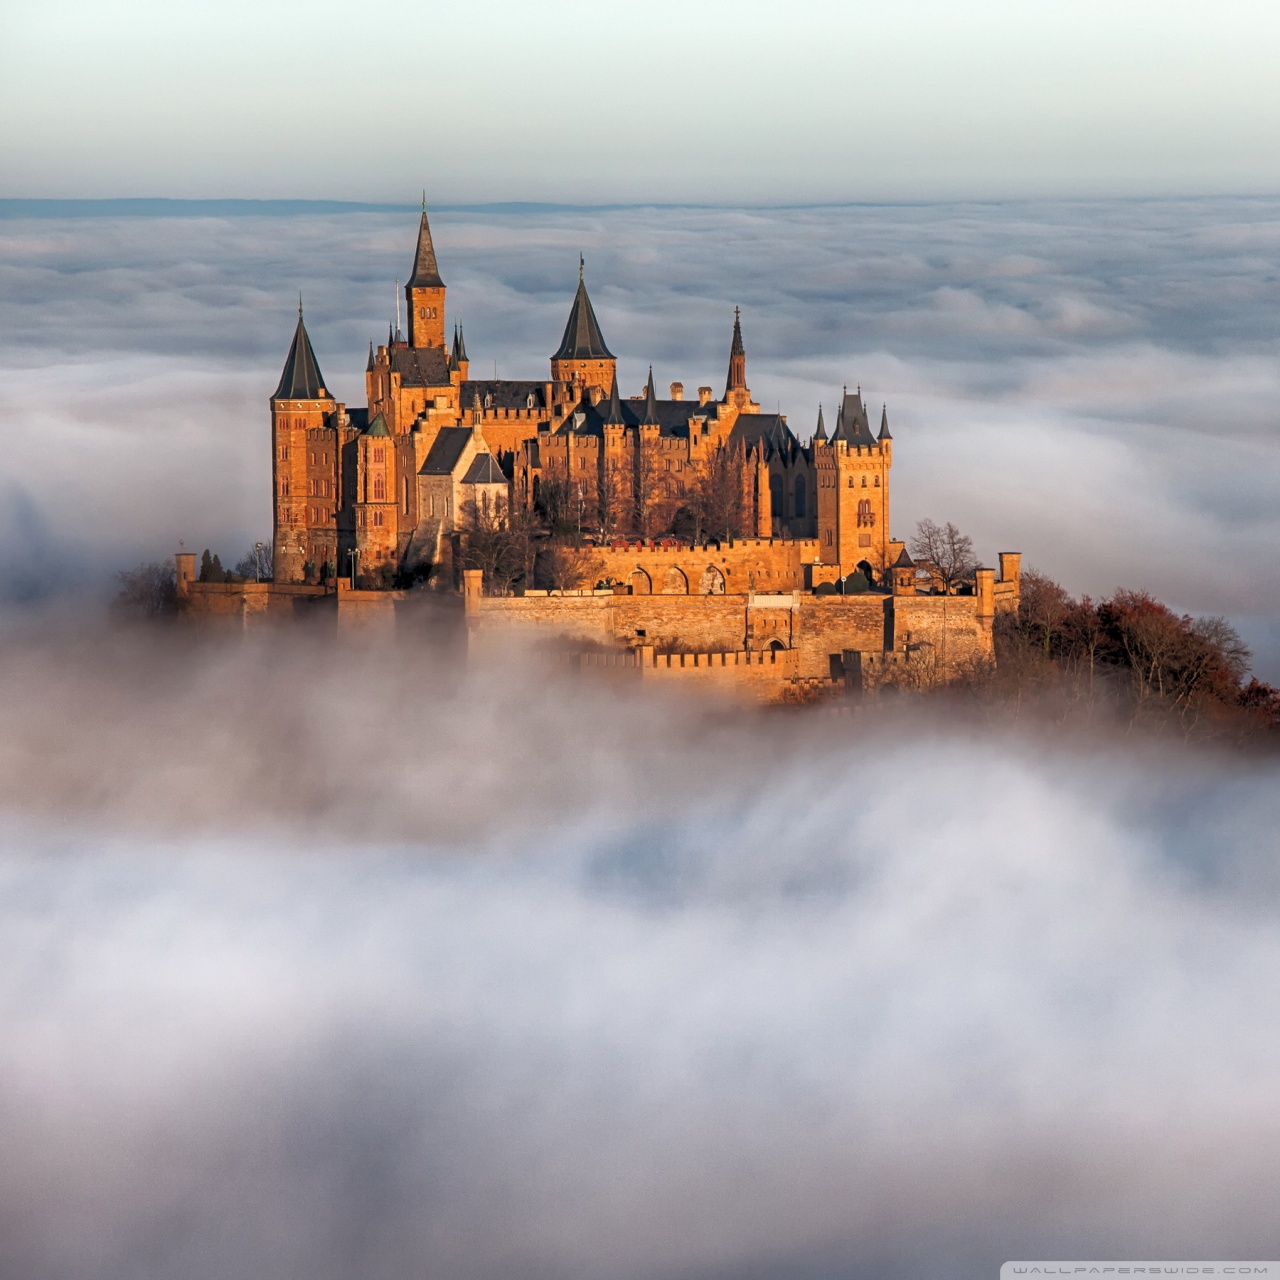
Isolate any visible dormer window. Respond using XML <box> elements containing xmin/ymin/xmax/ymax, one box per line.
<box><xmin>527</xmin><ymin>393</ymin><xmax>536</xmax><ymax>409</ymax></box>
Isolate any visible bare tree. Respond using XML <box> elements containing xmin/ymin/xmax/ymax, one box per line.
<box><xmin>692</xmin><ymin>442</ymin><xmax>748</xmax><ymax>542</ymax></box>
<box><xmin>113</xmin><ymin>561</ymin><xmax>177</xmax><ymax>618</ymax></box>
<box><xmin>632</xmin><ymin>439</ymin><xmax>662</xmax><ymax>537</ymax></box>
<box><xmin>460</xmin><ymin>496</ymin><xmax>528</xmax><ymax>595</ymax></box>
<box><xmin>908</xmin><ymin>518</ymin><xmax>977</xmax><ymax>593</ymax></box>
<box><xmin>234</xmin><ymin>540</ymin><xmax>273</xmax><ymax>582</ymax></box>
<box><xmin>537</xmin><ymin>538</ymin><xmax>605</xmax><ymax>591</ymax></box>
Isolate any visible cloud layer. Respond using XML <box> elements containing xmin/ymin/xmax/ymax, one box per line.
<box><xmin>1</xmin><ymin>624</ymin><xmax>1280</xmax><ymax>1278</ymax></box>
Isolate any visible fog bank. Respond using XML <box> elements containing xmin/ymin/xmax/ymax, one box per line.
<box><xmin>0</xmin><ymin>622</ymin><xmax>1279</xmax><ymax>1277</ymax></box>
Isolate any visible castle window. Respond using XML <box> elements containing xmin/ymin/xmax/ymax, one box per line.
<box><xmin>373</xmin><ymin>447</ymin><xmax>384</xmax><ymax>464</ymax></box>
<box><xmin>373</xmin><ymin>475</ymin><xmax>386</xmax><ymax>501</ymax></box>
<box><xmin>279</xmin><ymin>445</ymin><xmax>289</xmax><ymax>461</ymax></box>
<box><xmin>847</xmin><ymin>477</ymin><xmax>854</xmax><ymax>488</ymax></box>
<box><xmin>403</xmin><ymin>477</ymin><xmax>410</xmax><ymax>513</ymax></box>
<box><xmin>861</xmin><ymin>476</ymin><xmax>867</xmax><ymax>488</ymax></box>
<box><xmin>280</xmin><ymin>478</ymin><xmax>290</xmax><ymax>496</ymax></box>
<box><xmin>374</xmin><ymin>511</ymin><xmax>384</xmax><ymax>527</ymax></box>
<box><xmin>875</xmin><ymin>476</ymin><xmax>880</xmax><ymax>487</ymax></box>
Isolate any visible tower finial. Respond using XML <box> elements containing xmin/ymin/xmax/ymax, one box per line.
<box><xmin>421</xmin><ymin>189</ymin><xmax>426</xmax><ymax>213</ymax></box>
<box><xmin>579</xmin><ymin>253</ymin><xmax>584</xmax><ymax>283</ymax></box>
<box><xmin>298</xmin><ymin>292</ymin><xmax>303</xmax><ymax>319</ymax></box>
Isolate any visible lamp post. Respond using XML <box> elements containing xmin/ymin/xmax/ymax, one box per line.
<box><xmin>348</xmin><ymin>547</ymin><xmax>360</xmax><ymax>591</ymax></box>
<box><xmin>253</xmin><ymin>541</ymin><xmax>263</xmax><ymax>583</ymax></box>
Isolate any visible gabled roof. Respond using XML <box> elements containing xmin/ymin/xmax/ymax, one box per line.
<box><xmin>391</xmin><ymin>345</ymin><xmax>452</xmax><ymax>388</ymax></box>
<box><xmin>830</xmin><ymin>390</ymin><xmax>878</xmax><ymax>447</ymax></box>
<box><xmin>365</xmin><ymin>413</ymin><xmax>390</xmax><ymax>438</ymax></box>
<box><xmin>552</xmin><ymin>264</ymin><xmax>614</xmax><ymax>361</ymax></box>
<box><xmin>273</xmin><ymin>310</ymin><xmax>328</xmax><ymax>400</ymax></box>
<box><xmin>461</xmin><ymin>453</ymin><xmax>506</xmax><ymax>485</ymax></box>
<box><xmin>422</xmin><ymin>427</ymin><xmax>473</xmax><ymax>475</ymax></box>
<box><xmin>407</xmin><ymin>208</ymin><xmax>445</xmax><ymax>289</ymax></box>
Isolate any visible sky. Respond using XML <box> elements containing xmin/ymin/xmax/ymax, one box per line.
<box><xmin>4</xmin><ymin>1</ymin><xmax>1280</xmax><ymax>202</ymax></box>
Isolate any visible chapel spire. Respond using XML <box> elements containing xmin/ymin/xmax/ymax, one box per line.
<box><xmin>724</xmin><ymin>306</ymin><xmax>750</xmax><ymax>408</ymax></box>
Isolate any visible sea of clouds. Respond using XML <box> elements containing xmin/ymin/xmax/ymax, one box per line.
<box><xmin>1</xmin><ymin>200</ymin><xmax>1280</xmax><ymax>1277</ymax></box>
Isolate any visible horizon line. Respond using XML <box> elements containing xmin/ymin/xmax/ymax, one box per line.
<box><xmin>4</xmin><ymin>193</ymin><xmax>1280</xmax><ymax>219</ymax></box>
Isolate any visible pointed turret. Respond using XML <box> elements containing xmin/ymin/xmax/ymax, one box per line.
<box><xmin>814</xmin><ymin>404</ymin><xmax>827</xmax><ymax>442</ymax></box>
<box><xmin>405</xmin><ymin>201</ymin><xmax>447</xmax><ymax>349</ymax></box>
<box><xmin>641</xmin><ymin>365</ymin><xmax>660</xmax><ymax>426</ymax></box>
<box><xmin>273</xmin><ymin>306</ymin><xmax>327</xmax><ymax>400</ymax></box>
<box><xmin>830</xmin><ymin>388</ymin><xmax>877</xmax><ymax>447</ymax></box>
<box><xmin>550</xmin><ymin>258</ymin><xmax>617</xmax><ymax>391</ymax></box>
<box><xmin>604</xmin><ymin>370</ymin><xmax>626</xmax><ymax>426</ymax></box>
<box><xmin>878</xmin><ymin>404</ymin><xmax>892</xmax><ymax>441</ymax></box>
<box><xmin>366</xmin><ymin>341</ymin><xmax>375</xmax><ymax>373</ymax></box>
<box><xmin>452</xmin><ymin>323</ymin><xmax>468</xmax><ymax>365</ymax></box>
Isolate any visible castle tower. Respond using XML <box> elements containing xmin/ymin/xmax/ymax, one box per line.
<box><xmin>271</xmin><ymin>304</ymin><xmax>335</xmax><ymax>584</ymax></box>
<box><xmin>550</xmin><ymin>258</ymin><xmax>616</xmax><ymax>392</ymax></box>
<box><xmin>814</xmin><ymin>389</ymin><xmax>892</xmax><ymax>575</ymax></box>
<box><xmin>405</xmin><ymin>201</ymin><xmax>446</xmax><ymax>350</ymax></box>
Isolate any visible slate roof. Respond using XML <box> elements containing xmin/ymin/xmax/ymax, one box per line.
<box><xmin>552</xmin><ymin>272</ymin><xmax>614</xmax><ymax>360</ymax></box>
<box><xmin>365</xmin><ymin>413</ymin><xmax>390</xmax><ymax>438</ymax></box>
<box><xmin>813</xmin><ymin>405</ymin><xmax>827</xmax><ymax>441</ymax></box>
<box><xmin>422</xmin><ymin>427</ymin><xmax>473</xmax><ymax>475</ymax></box>
<box><xmin>461</xmin><ymin>454</ymin><xmax>507</xmax><ymax>485</ymax></box>
<box><xmin>557</xmin><ymin>396</ymin><xmax>715</xmax><ymax>439</ymax></box>
<box><xmin>830</xmin><ymin>390</ymin><xmax>879</xmax><ymax>447</ymax></box>
<box><xmin>729</xmin><ymin>413</ymin><xmax>801</xmax><ymax>459</ymax></box>
<box><xmin>273</xmin><ymin>311</ymin><xmax>328</xmax><ymax>400</ymax></box>
<box><xmin>460</xmin><ymin>380</ymin><xmax>551</xmax><ymax>411</ymax></box>
<box><xmin>878</xmin><ymin>405</ymin><xmax>892</xmax><ymax>441</ymax></box>
<box><xmin>391</xmin><ymin>346</ymin><xmax>452</xmax><ymax>388</ymax></box>
<box><xmin>407</xmin><ymin>210</ymin><xmax>445</xmax><ymax>289</ymax></box>
<box><xmin>893</xmin><ymin>547</ymin><xmax>915</xmax><ymax>569</ymax></box>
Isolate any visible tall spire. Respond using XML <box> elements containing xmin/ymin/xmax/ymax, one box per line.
<box><xmin>725</xmin><ymin>307</ymin><xmax>747</xmax><ymax>394</ymax></box>
<box><xmin>453</xmin><ymin>322</ymin><xmax>468</xmax><ymax>364</ymax></box>
<box><xmin>407</xmin><ymin>206</ymin><xmax>444</xmax><ymax>289</ymax></box>
<box><xmin>814</xmin><ymin>404</ymin><xmax>827</xmax><ymax>442</ymax></box>
<box><xmin>552</xmin><ymin>263</ymin><xmax>614</xmax><ymax>360</ymax></box>
<box><xmin>878</xmin><ymin>404</ymin><xmax>892</xmax><ymax>441</ymax></box>
<box><xmin>273</xmin><ymin>308</ymin><xmax>327</xmax><ymax>400</ymax></box>
<box><xmin>641</xmin><ymin>365</ymin><xmax>660</xmax><ymax>426</ymax></box>
<box><xmin>366</xmin><ymin>341</ymin><xmax>375</xmax><ymax>372</ymax></box>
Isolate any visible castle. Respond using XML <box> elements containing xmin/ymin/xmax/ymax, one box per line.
<box><xmin>178</xmin><ymin>206</ymin><xmax>1022</xmax><ymax>699</ymax></box>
